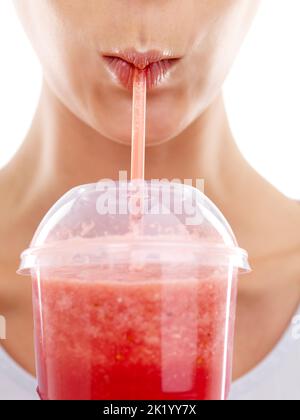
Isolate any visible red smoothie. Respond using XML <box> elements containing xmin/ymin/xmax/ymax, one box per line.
<box><xmin>33</xmin><ymin>264</ymin><xmax>236</xmax><ymax>400</ymax></box>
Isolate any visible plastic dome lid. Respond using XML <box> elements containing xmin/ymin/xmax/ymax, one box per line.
<box><xmin>18</xmin><ymin>181</ymin><xmax>250</xmax><ymax>274</ymax></box>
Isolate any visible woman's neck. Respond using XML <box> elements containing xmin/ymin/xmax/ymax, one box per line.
<box><xmin>1</xmin><ymin>81</ymin><xmax>300</xmax><ymax>262</ymax></box>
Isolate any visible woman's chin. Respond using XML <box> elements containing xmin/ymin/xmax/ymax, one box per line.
<box><xmin>147</xmin><ymin>122</ymin><xmax>187</xmax><ymax>146</ymax></box>
<box><xmin>104</xmin><ymin>122</ymin><xmax>184</xmax><ymax>147</ymax></box>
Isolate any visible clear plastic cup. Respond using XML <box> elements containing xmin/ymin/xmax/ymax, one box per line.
<box><xmin>18</xmin><ymin>181</ymin><xmax>250</xmax><ymax>401</ymax></box>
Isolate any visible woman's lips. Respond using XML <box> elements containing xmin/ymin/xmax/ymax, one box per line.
<box><xmin>102</xmin><ymin>50</ymin><xmax>180</xmax><ymax>90</ymax></box>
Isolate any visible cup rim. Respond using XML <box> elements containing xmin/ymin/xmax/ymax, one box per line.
<box><xmin>18</xmin><ymin>238</ymin><xmax>251</xmax><ymax>276</ymax></box>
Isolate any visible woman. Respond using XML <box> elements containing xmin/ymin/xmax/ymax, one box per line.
<box><xmin>0</xmin><ymin>0</ymin><xmax>299</xmax><ymax>400</ymax></box>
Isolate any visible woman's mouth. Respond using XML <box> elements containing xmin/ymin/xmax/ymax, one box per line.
<box><xmin>102</xmin><ymin>49</ymin><xmax>181</xmax><ymax>90</ymax></box>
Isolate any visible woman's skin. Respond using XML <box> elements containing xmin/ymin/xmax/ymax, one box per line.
<box><xmin>1</xmin><ymin>0</ymin><xmax>300</xmax><ymax>382</ymax></box>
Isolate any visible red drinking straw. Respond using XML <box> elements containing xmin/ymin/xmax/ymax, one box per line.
<box><xmin>131</xmin><ymin>69</ymin><xmax>147</xmax><ymax>181</ymax></box>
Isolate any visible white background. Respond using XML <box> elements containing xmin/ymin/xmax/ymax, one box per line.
<box><xmin>0</xmin><ymin>0</ymin><xmax>299</xmax><ymax>199</ymax></box>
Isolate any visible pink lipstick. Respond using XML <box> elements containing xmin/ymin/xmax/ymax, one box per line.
<box><xmin>102</xmin><ymin>49</ymin><xmax>180</xmax><ymax>90</ymax></box>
